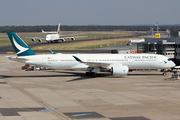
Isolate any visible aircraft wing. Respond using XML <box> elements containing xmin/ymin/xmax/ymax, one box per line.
<box><xmin>26</xmin><ymin>37</ymin><xmax>45</xmax><ymax>39</ymax></box>
<box><xmin>73</xmin><ymin>55</ymin><xmax>129</xmax><ymax>76</ymax></box>
<box><xmin>63</xmin><ymin>36</ymin><xmax>86</xmax><ymax>39</ymax></box>
<box><xmin>52</xmin><ymin>36</ymin><xmax>87</xmax><ymax>41</ymax></box>
<box><xmin>73</xmin><ymin>56</ymin><xmax>114</xmax><ymax>68</ymax></box>
<box><xmin>26</xmin><ymin>37</ymin><xmax>46</xmax><ymax>42</ymax></box>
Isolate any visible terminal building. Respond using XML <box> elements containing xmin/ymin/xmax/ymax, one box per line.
<box><xmin>137</xmin><ymin>31</ymin><xmax>180</xmax><ymax>65</ymax></box>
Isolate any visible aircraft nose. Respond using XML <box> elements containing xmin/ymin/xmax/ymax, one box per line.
<box><xmin>171</xmin><ymin>61</ymin><xmax>176</xmax><ymax>67</ymax></box>
<box><xmin>46</xmin><ymin>36</ymin><xmax>50</xmax><ymax>40</ymax></box>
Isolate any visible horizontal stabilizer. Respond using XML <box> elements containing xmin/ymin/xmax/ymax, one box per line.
<box><xmin>6</xmin><ymin>56</ymin><xmax>28</xmax><ymax>62</ymax></box>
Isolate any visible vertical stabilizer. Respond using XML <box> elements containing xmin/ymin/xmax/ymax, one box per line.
<box><xmin>7</xmin><ymin>32</ymin><xmax>36</xmax><ymax>56</ymax></box>
<box><xmin>57</xmin><ymin>23</ymin><xmax>60</xmax><ymax>35</ymax></box>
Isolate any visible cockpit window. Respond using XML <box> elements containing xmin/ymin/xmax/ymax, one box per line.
<box><xmin>168</xmin><ymin>58</ymin><xmax>171</xmax><ymax>61</ymax></box>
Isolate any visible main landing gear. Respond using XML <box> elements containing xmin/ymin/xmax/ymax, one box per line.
<box><xmin>86</xmin><ymin>72</ymin><xmax>96</xmax><ymax>77</ymax></box>
<box><xmin>86</xmin><ymin>68</ymin><xmax>100</xmax><ymax>77</ymax></box>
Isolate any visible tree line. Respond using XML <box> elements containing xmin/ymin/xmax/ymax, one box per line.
<box><xmin>0</xmin><ymin>25</ymin><xmax>180</xmax><ymax>33</ymax></box>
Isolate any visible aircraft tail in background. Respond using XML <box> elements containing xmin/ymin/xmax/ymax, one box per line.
<box><xmin>41</xmin><ymin>23</ymin><xmax>61</xmax><ymax>34</ymax></box>
<box><xmin>57</xmin><ymin>23</ymin><xmax>60</xmax><ymax>35</ymax></box>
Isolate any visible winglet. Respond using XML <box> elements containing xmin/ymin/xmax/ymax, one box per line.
<box><xmin>73</xmin><ymin>56</ymin><xmax>82</xmax><ymax>62</ymax></box>
<box><xmin>49</xmin><ymin>50</ymin><xmax>56</xmax><ymax>54</ymax></box>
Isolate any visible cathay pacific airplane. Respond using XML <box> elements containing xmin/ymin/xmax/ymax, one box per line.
<box><xmin>7</xmin><ymin>32</ymin><xmax>175</xmax><ymax>77</ymax></box>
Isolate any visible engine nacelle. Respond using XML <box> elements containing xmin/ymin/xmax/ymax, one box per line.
<box><xmin>38</xmin><ymin>39</ymin><xmax>42</xmax><ymax>42</ymax></box>
<box><xmin>31</xmin><ymin>38</ymin><xmax>35</xmax><ymax>42</ymax></box>
<box><xmin>111</xmin><ymin>65</ymin><xmax>129</xmax><ymax>76</ymax></box>
<box><xmin>71</xmin><ymin>37</ymin><xmax>75</xmax><ymax>40</ymax></box>
<box><xmin>60</xmin><ymin>38</ymin><xmax>65</xmax><ymax>42</ymax></box>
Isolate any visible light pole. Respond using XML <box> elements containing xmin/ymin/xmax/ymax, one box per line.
<box><xmin>157</xmin><ymin>22</ymin><xmax>159</xmax><ymax>33</ymax></box>
<box><xmin>150</xmin><ymin>27</ymin><xmax>154</xmax><ymax>38</ymax></box>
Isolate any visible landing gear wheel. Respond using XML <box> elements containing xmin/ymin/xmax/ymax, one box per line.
<box><xmin>90</xmin><ymin>72</ymin><xmax>96</xmax><ymax>77</ymax></box>
<box><xmin>86</xmin><ymin>72</ymin><xmax>90</xmax><ymax>76</ymax></box>
<box><xmin>162</xmin><ymin>72</ymin><xmax>166</xmax><ymax>76</ymax></box>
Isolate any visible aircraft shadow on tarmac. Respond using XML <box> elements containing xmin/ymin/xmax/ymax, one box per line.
<box><xmin>0</xmin><ymin>74</ymin><xmax>98</xmax><ymax>82</ymax></box>
<box><xmin>0</xmin><ymin>71</ymin><xmax>163</xmax><ymax>83</ymax></box>
<box><xmin>0</xmin><ymin>71</ymin><xmax>98</xmax><ymax>82</ymax></box>
<box><xmin>46</xmin><ymin>71</ymin><xmax>110</xmax><ymax>82</ymax></box>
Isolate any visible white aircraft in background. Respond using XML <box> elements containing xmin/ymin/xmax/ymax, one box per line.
<box><xmin>127</xmin><ymin>38</ymin><xmax>145</xmax><ymax>45</ymax></box>
<box><xmin>7</xmin><ymin>32</ymin><xmax>175</xmax><ymax>77</ymax></box>
<box><xmin>31</xmin><ymin>23</ymin><xmax>85</xmax><ymax>43</ymax></box>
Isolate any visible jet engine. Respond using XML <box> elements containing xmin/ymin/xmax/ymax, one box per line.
<box><xmin>71</xmin><ymin>37</ymin><xmax>75</xmax><ymax>40</ymax></box>
<box><xmin>60</xmin><ymin>38</ymin><xmax>65</xmax><ymax>42</ymax></box>
<box><xmin>111</xmin><ymin>65</ymin><xmax>129</xmax><ymax>76</ymax></box>
<box><xmin>31</xmin><ymin>38</ymin><xmax>35</xmax><ymax>42</ymax></box>
<box><xmin>38</xmin><ymin>39</ymin><xmax>42</xmax><ymax>42</ymax></box>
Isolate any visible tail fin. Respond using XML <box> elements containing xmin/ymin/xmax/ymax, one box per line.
<box><xmin>7</xmin><ymin>32</ymin><xmax>36</xmax><ymax>56</ymax></box>
<box><xmin>57</xmin><ymin>23</ymin><xmax>60</xmax><ymax>35</ymax></box>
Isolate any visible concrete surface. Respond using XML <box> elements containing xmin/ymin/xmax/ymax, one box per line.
<box><xmin>0</xmin><ymin>54</ymin><xmax>180</xmax><ymax>120</ymax></box>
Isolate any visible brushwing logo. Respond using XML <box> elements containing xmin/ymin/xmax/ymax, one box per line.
<box><xmin>12</xmin><ymin>36</ymin><xmax>28</xmax><ymax>54</ymax></box>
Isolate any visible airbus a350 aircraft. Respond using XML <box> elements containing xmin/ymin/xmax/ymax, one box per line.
<box><xmin>7</xmin><ymin>32</ymin><xmax>175</xmax><ymax>77</ymax></box>
<box><xmin>31</xmin><ymin>23</ymin><xmax>85</xmax><ymax>43</ymax></box>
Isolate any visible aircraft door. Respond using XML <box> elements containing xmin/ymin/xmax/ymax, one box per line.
<box><xmin>42</xmin><ymin>57</ymin><xmax>46</xmax><ymax>64</ymax></box>
<box><xmin>159</xmin><ymin>57</ymin><xmax>163</xmax><ymax>64</ymax></box>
